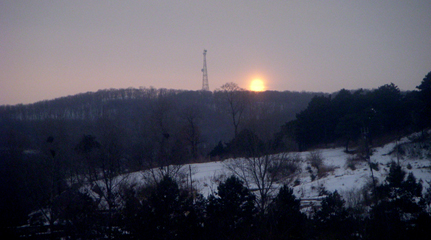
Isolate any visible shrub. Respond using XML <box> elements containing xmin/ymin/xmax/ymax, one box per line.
<box><xmin>318</xmin><ymin>165</ymin><xmax>337</xmax><ymax>179</ymax></box>
<box><xmin>345</xmin><ymin>155</ymin><xmax>360</xmax><ymax>170</ymax></box>
<box><xmin>310</xmin><ymin>173</ymin><xmax>316</xmax><ymax>182</ymax></box>
<box><xmin>278</xmin><ymin>153</ymin><xmax>302</xmax><ymax>178</ymax></box>
<box><xmin>307</xmin><ymin>151</ymin><xmax>324</xmax><ymax>171</ymax></box>
<box><xmin>346</xmin><ymin>156</ymin><xmax>356</xmax><ymax>170</ymax></box>
<box><xmin>346</xmin><ymin>161</ymin><xmax>356</xmax><ymax>170</ymax></box>
<box><xmin>370</xmin><ymin>162</ymin><xmax>379</xmax><ymax>171</ymax></box>
<box><xmin>306</xmin><ymin>151</ymin><xmax>335</xmax><ymax>179</ymax></box>
<box><xmin>407</xmin><ymin>163</ymin><xmax>412</xmax><ymax>169</ymax></box>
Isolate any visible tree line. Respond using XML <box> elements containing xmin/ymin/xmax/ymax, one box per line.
<box><xmin>275</xmin><ymin>72</ymin><xmax>431</xmax><ymax>152</ymax></box>
<box><xmin>0</xmin><ymin>87</ymin><xmax>319</xmax><ymax>160</ymax></box>
<box><xmin>4</xmin><ymin>161</ymin><xmax>431</xmax><ymax>240</ymax></box>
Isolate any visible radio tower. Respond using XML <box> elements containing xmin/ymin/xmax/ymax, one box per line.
<box><xmin>201</xmin><ymin>49</ymin><xmax>209</xmax><ymax>91</ymax></box>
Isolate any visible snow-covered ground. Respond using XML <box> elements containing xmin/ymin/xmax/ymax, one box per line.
<box><xmin>86</xmin><ymin>134</ymin><xmax>431</xmax><ymax>208</ymax></box>
<box><xmin>186</xmin><ymin>138</ymin><xmax>431</xmax><ymax>201</ymax></box>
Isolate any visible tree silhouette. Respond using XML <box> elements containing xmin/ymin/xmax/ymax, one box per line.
<box><xmin>125</xmin><ymin>176</ymin><xmax>203</xmax><ymax>240</ymax></box>
<box><xmin>416</xmin><ymin>71</ymin><xmax>431</xmax><ymax>129</ymax></box>
<box><xmin>267</xmin><ymin>185</ymin><xmax>306</xmax><ymax>239</ymax></box>
<box><xmin>206</xmin><ymin>176</ymin><xmax>256</xmax><ymax>239</ymax></box>
<box><xmin>314</xmin><ymin>191</ymin><xmax>354</xmax><ymax>240</ymax></box>
<box><xmin>215</xmin><ymin>82</ymin><xmax>249</xmax><ymax>138</ymax></box>
<box><xmin>369</xmin><ymin>162</ymin><xmax>424</xmax><ymax>240</ymax></box>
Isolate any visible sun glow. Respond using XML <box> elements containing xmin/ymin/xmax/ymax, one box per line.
<box><xmin>250</xmin><ymin>79</ymin><xmax>265</xmax><ymax>92</ymax></box>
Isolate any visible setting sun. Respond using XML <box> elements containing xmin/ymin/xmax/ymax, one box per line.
<box><xmin>250</xmin><ymin>79</ymin><xmax>265</xmax><ymax>92</ymax></box>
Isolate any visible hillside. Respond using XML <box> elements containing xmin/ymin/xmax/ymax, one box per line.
<box><xmin>11</xmin><ymin>133</ymin><xmax>431</xmax><ymax>239</ymax></box>
<box><xmin>0</xmin><ymin>87</ymin><xmax>319</xmax><ymax>154</ymax></box>
<box><xmin>90</xmin><ymin>131</ymin><xmax>431</xmax><ymax>209</ymax></box>
<box><xmin>3</xmin><ymin>76</ymin><xmax>431</xmax><ymax>238</ymax></box>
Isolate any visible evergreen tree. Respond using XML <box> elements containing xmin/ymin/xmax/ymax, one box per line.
<box><xmin>296</xmin><ymin>95</ymin><xmax>335</xmax><ymax>149</ymax></box>
<box><xmin>205</xmin><ymin>176</ymin><xmax>256</xmax><ymax>239</ymax></box>
<box><xmin>416</xmin><ymin>71</ymin><xmax>431</xmax><ymax>129</ymax></box>
<box><xmin>313</xmin><ymin>191</ymin><xmax>356</xmax><ymax>240</ymax></box>
<box><xmin>368</xmin><ymin>162</ymin><xmax>424</xmax><ymax>240</ymax></box>
<box><xmin>125</xmin><ymin>176</ymin><xmax>203</xmax><ymax>240</ymax></box>
<box><xmin>267</xmin><ymin>185</ymin><xmax>307</xmax><ymax>240</ymax></box>
<box><xmin>370</xmin><ymin>83</ymin><xmax>404</xmax><ymax>133</ymax></box>
<box><xmin>209</xmin><ymin>140</ymin><xmax>226</xmax><ymax>158</ymax></box>
<box><xmin>229</xmin><ymin>128</ymin><xmax>264</xmax><ymax>158</ymax></box>
<box><xmin>335</xmin><ymin>113</ymin><xmax>361</xmax><ymax>152</ymax></box>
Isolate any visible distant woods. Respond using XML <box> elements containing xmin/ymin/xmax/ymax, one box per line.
<box><xmin>2</xmin><ymin>73</ymin><xmax>431</xmax><ymax>162</ymax></box>
<box><xmin>2</xmin><ymin>72</ymin><xmax>431</xmax><ymax>160</ymax></box>
<box><xmin>0</xmin><ymin>86</ymin><xmax>318</xmax><ymax>161</ymax></box>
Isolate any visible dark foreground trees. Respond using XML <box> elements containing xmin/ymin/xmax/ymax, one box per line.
<box><xmin>265</xmin><ymin>185</ymin><xmax>307</xmax><ymax>240</ymax></box>
<box><xmin>206</xmin><ymin>176</ymin><xmax>256</xmax><ymax>240</ymax></box>
<box><xmin>366</xmin><ymin>162</ymin><xmax>430</xmax><ymax>240</ymax></box>
<box><xmin>121</xmin><ymin>165</ymin><xmax>431</xmax><ymax>240</ymax></box>
<box><xmin>123</xmin><ymin>176</ymin><xmax>204</xmax><ymax>240</ymax></box>
<box><xmin>6</xmin><ymin>164</ymin><xmax>431</xmax><ymax>240</ymax></box>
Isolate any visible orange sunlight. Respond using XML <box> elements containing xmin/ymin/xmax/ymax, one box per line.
<box><xmin>249</xmin><ymin>78</ymin><xmax>265</xmax><ymax>92</ymax></box>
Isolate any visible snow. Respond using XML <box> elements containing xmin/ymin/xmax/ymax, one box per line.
<box><xmin>86</xmin><ymin>134</ymin><xmax>431</xmax><ymax>208</ymax></box>
<box><xmin>180</xmin><ymin>135</ymin><xmax>431</xmax><ymax>201</ymax></box>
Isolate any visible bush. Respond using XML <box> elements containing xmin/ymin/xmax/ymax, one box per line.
<box><xmin>345</xmin><ymin>155</ymin><xmax>361</xmax><ymax>171</ymax></box>
<box><xmin>306</xmin><ymin>151</ymin><xmax>335</xmax><ymax>179</ymax></box>
<box><xmin>346</xmin><ymin>161</ymin><xmax>356</xmax><ymax>170</ymax></box>
<box><xmin>318</xmin><ymin>164</ymin><xmax>337</xmax><ymax>179</ymax></box>
<box><xmin>310</xmin><ymin>174</ymin><xmax>316</xmax><ymax>181</ymax></box>
<box><xmin>279</xmin><ymin>153</ymin><xmax>302</xmax><ymax>178</ymax></box>
<box><xmin>407</xmin><ymin>163</ymin><xmax>412</xmax><ymax>169</ymax></box>
<box><xmin>370</xmin><ymin>162</ymin><xmax>379</xmax><ymax>171</ymax></box>
<box><xmin>398</xmin><ymin>138</ymin><xmax>431</xmax><ymax>160</ymax></box>
<box><xmin>307</xmin><ymin>151</ymin><xmax>324</xmax><ymax>171</ymax></box>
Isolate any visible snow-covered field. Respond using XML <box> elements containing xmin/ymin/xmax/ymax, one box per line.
<box><xmin>87</xmin><ymin>134</ymin><xmax>431</xmax><ymax>208</ymax></box>
<box><xmin>187</xmin><ymin>137</ymin><xmax>431</xmax><ymax>201</ymax></box>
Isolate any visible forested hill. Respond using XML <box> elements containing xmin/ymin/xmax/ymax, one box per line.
<box><xmin>2</xmin><ymin>70</ymin><xmax>431</xmax><ymax>160</ymax></box>
<box><xmin>0</xmin><ymin>87</ymin><xmax>319</xmax><ymax>122</ymax></box>
<box><xmin>0</xmin><ymin>87</ymin><xmax>321</xmax><ymax>158</ymax></box>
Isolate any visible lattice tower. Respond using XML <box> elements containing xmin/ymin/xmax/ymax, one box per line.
<box><xmin>201</xmin><ymin>49</ymin><xmax>209</xmax><ymax>91</ymax></box>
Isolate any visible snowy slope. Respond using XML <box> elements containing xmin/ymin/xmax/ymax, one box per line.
<box><xmin>179</xmin><ymin>135</ymin><xmax>431</xmax><ymax>201</ymax></box>
<box><xmin>86</xmin><ymin>134</ymin><xmax>431</xmax><ymax>209</ymax></box>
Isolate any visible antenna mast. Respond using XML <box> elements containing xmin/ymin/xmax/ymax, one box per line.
<box><xmin>201</xmin><ymin>49</ymin><xmax>209</xmax><ymax>91</ymax></box>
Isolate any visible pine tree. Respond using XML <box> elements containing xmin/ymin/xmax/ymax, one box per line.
<box><xmin>205</xmin><ymin>176</ymin><xmax>256</xmax><ymax>239</ymax></box>
<box><xmin>314</xmin><ymin>191</ymin><xmax>355</xmax><ymax>240</ymax></box>
<box><xmin>126</xmin><ymin>176</ymin><xmax>203</xmax><ymax>240</ymax></box>
<box><xmin>368</xmin><ymin>162</ymin><xmax>424</xmax><ymax>240</ymax></box>
<box><xmin>267</xmin><ymin>185</ymin><xmax>306</xmax><ymax>239</ymax></box>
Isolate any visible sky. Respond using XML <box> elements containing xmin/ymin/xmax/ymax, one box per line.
<box><xmin>1</xmin><ymin>0</ymin><xmax>430</xmax><ymax>105</ymax></box>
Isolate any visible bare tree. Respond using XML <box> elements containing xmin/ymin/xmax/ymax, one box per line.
<box><xmin>244</xmin><ymin>93</ymin><xmax>279</xmax><ymax>142</ymax></box>
<box><xmin>224</xmin><ymin>152</ymin><xmax>300</xmax><ymax>211</ymax></box>
<box><xmin>21</xmin><ymin>120</ymin><xmax>73</xmax><ymax>232</ymax></box>
<box><xmin>145</xmin><ymin>89</ymin><xmax>186</xmax><ymax>181</ymax></box>
<box><xmin>179</xmin><ymin>106</ymin><xmax>202</xmax><ymax>159</ymax></box>
<box><xmin>21</xmin><ymin>136</ymin><xmax>61</xmax><ymax>232</ymax></box>
<box><xmin>215</xmin><ymin>82</ymin><xmax>249</xmax><ymax>138</ymax></box>
<box><xmin>74</xmin><ymin>117</ymin><xmax>129</xmax><ymax>239</ymax></box>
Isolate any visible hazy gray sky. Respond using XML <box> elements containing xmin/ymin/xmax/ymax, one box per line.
<box><xmin>1</xmin><ymin>0</ymin><xmax>430</xmax><ymax>105</ymax></box>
